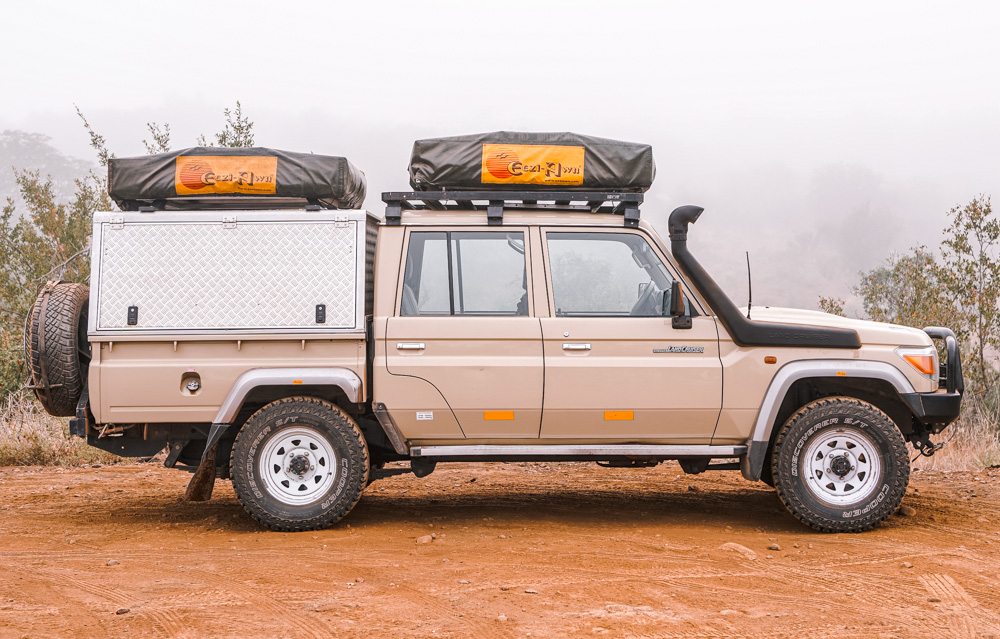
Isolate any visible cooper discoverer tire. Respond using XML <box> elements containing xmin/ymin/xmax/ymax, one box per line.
<box><xmin>231</xmin><ymin>397</ymin><xmax>370</xmax><ymax>531</ymax></box>
<box><xmin>772</xmin><ymin>397</ymin><xmax>909</xmax><ymax>533</ymax></box>
<box><xmin>23</xmin><ymin>282</ymin><xmax>91</xmax><ymax>416</ymax></box>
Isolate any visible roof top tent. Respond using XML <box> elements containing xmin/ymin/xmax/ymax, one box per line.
<box><xmin>107</xmin><ymin>146</ymin><xmax>367</xmax><ymax>211</ymax></box>
<box><xmin>386</xmin><ymin>131</ymin><xmax>655</xmax><ymax>227</ymax></box>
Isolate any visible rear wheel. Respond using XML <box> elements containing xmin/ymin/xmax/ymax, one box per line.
<box><xmin>231</xmin><ymin>397</ymin><xmax>369</xmax><ymax>531</ymax></box>
<box><xmin>772</xmin><ymin>397</ymin><xmax>909</xmax><ymax>533</ymax></box>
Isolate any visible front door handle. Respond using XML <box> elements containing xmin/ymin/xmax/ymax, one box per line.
<box><xmin>562</xmin><ymin>343</ymin><xmax>591</xmax><ymax>351</ymax></box>
<box><xmin>396</xmin><ymin>342</ymin><xmax>426</xmax><ymax>351</ymax></box>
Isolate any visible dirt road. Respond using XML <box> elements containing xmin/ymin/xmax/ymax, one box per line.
<box><xmin>1</xmin><ymin>461</ymin><xmax>998</xmax><ymax>638</ymax></box>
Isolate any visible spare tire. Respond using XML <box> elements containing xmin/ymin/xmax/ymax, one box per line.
<box><xmin>23</xmin><ymin>282</ymin><xmax>91</xmax><ymax>416</ymax></box>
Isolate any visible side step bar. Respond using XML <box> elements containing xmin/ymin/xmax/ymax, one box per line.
<box><xmin>410</xmin><ymin>444</ymin><xmax>746</xmax><ymax>461</ymax></box>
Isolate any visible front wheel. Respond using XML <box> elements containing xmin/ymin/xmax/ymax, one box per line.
<box><xmin>772</xmin><ymin>397</ymin><xmax>909</xmax><ymax>533</ymax></box>
<box><xmin>231</xmin><ymin>397</ymin><xmax>369</xmax><ymax>531</ymax></box>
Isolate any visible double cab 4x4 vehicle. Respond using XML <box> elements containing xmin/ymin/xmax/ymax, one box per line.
<box><xmin>23</xmin><ymin>133</ymin><xmax>963</xmax><ymax>533</ymax></box>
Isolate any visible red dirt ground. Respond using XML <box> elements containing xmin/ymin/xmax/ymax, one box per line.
<box><xmin>1</xmin><ymin>461</ymin><xmax>998</xmax><ymax>638</ymax></box>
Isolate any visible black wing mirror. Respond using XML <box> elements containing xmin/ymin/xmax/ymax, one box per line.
<box><xmin>665</xmin><ymin>280</ymin><xmax>692</xmax><ymax>329</ymax></box>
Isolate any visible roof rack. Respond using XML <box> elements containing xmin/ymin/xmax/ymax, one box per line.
<box><xmin>381</xmin><ymin>190</ymin><xmax>643</xmax><ymax>227</ymax></box>
<box><xmin>117</xmin><ymin>196</ymin><xmax>334</xmax><ymax>212</ymax></box>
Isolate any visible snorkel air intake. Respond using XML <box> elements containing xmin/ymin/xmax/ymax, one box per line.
<box><xmin>668</xmin><ymin>205</ymin><xmax>861</xmax><ymax>349</ymax></box>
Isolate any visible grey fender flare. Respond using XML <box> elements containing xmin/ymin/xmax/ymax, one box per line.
<box><xmin>740</xmin><ymin>360</ymin><xmax>916</xmax><ymax>481</ymax></box>
<box><xmin>201</xmin><ymin>367</ymin><xmax>363</xmax><ymax>462</ymax></box>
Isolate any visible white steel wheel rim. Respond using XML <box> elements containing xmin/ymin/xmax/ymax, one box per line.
<box><xmin>258</xmin><ymin>426</ymin><xmax>338</xmax><ymax>506</ymax></box>
<box><xmin>802</xmin><ymin>427</ymin><xmax>882</xmax><ymax>507</ymax></box>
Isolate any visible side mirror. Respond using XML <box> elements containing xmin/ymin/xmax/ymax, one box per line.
<box><xmin>667</xmin><ymin>280</ymin><xmax>692</xmax><ymax>329</ymax></box>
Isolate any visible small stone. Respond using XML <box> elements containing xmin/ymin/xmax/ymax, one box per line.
<box><xmin>501</xmin><ymin>585</ymin><xmax>514</xmax><ymax>591</ymax></box>
<box><xmin>470</xmin><ymin>478</ymin><xmax>477</xmax><ymax>483</ymax></box>
<box><xmin>355</xmin><ymin>577</ymin><xmax>364</xmax><ymax>583</ymax></box>
<box><xmin>928</xmin><ymin>597</ymin><xmax>942</xmax><ymax>603</ymax></box>
<box><xmin>415</xmin><ymin>535</ymin><xmax>433</xmax><ymax>545</ymax></box>
<box><xmin>499</xmin><ymin>535</ymin><xmax>507</xmax><ymax>539</ymax></box>
<box><xmin>497</xmin><ymin>614</ymin><xmax>507</xmax><ymax>622</ymax></box>
<box><xmin>768</xmin><ymin>543</ymin><xmax>781</xmax><ymax>551</ymax></box>
<box><xmin>792</xmin><ymin>543</ymin><xmax>800</xmax><ymax>549</ymax></box>
<box><xmin>688</xmin><ymin>485</ymin><xmax>698</xmax><ymax>492</ymax></box>
<box><xmin>114</xmin><ymin>607</ymin><xmax>129</xmax><ymax>615</ymax></box>
<box><xmin>106</xmin><ymin>559</ymin><xmax>120</xmax><ymax>566</ymax></box>
<box><xmin>768</xmin><ymin>538</ymin><xmax>777</xmax><ymax>542</ymax></box>
<box><xmin>459</xmin><ymin>580</ymin><xmax>469</xmax><ymax>584</ymax></box>
<box><xmin>978</xmin><ymin>516</ymin><xmax>990</xmax><ymax>523</ymax></box>
<box><xmin>899</xmin><ymin>505</ymin><xmax>917</xmax><ymax>517</ymax></box>
<box><xmin>901</xmin><ymin>562</ymin><xmax>913</xmax><ymax>569</ymax></box>
<box><xmin>442</xmin><ymin>558</ymin><xmax>450</xmax><ymax>563</ymax></box>
<box><xmin>525</xmin><ymin>589</ymin><xmax>538</xmax><ymax>594</ymax></box>
<box><xmin>92</xmin><ymin>464</ymin><xmax>102</xmax><ymax>469</ymax></box>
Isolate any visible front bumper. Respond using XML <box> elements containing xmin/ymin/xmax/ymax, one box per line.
<box><xmin>901</xmin><ymin>326</ymin><xmax>965</xmax><ymax>429</ymax></box>
<box><xmin>900</xmin><ymin>391</ymin><xmax>962</xmax><ymax>428</ymax></box>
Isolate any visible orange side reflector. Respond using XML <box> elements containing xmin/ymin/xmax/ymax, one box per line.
<box><xmin>836</xmin><ymin>372</ymin><xmax>846</xmax><ymax>377</ymax></box>
<box><xmin>292</xmin><ymin>380</ymin><xmax>303</xmax><ymax>385</ymax></box>
<box><xmin>764</xmin><ymin>356</ymin><xmax>777</xmax><ymax>364</ymax></box>
<box><xmin>604</xmin><ymin>411</ymin><xmax>634</xmax><ymax>421</ymax></box>
<box><xmin>903</xmin><ymin>354</ymin><xmax>936</xmax><ymax>376</ymax></box>
<box><xmin>484</xmin><ymin>411</ymin><xmax>514</xmax><ymax>420</ymax></box>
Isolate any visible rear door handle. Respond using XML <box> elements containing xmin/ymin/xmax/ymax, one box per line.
<box><xmin>396</xmin><ymin>342</ymin><xmax>425</xmax><ymax>350</ymax></box>
<box><xmin>562</xmin><ymin>343</ymin><xmax>591</xmax><ymax>351</ymax></box>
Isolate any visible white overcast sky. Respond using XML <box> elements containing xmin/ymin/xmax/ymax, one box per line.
<box><xmin>2</xmin><ymin>0</ymin><xmax>999</xmax><ymax>311</ymax></box>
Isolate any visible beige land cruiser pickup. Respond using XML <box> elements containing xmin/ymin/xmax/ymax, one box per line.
<box><xmin>23</xmin><ymin>134</ymin><xmax>963</xmax><ymax>533</ymax></box>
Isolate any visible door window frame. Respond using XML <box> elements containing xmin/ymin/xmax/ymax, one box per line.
<box><xmin>396</xmin><ymin>226</ymin><xmax>534</xmax><ymax>318</ymax></box>
<box><xmin>539</xmin><ymin>227</ymin><xmax>705</xmax><ymax>319</ymax></box>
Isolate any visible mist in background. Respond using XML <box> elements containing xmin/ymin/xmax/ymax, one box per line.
<box><xmin>2</xmin><ymin>1</ymin><xmax>997</xmax><ymax>315</ymax></box>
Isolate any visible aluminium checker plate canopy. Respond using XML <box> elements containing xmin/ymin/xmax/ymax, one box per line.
<box><xmin>88</xmin><ymin>209</ymin><xmax>377</xmax><ymax>337</ymax></box>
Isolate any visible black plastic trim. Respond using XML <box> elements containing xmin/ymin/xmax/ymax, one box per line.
<box><xmin>668</xmin><ymin>205</ymin><xmax>861</xmax><ymax>349</ymax></box>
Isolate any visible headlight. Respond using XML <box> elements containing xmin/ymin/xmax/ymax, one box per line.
<box><xmin>895</xmin><ymin>345</ymin><xmax>938</xmax><ymax>379</ymax></box>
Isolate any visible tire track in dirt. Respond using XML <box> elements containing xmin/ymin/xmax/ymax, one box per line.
<box><xmin>182</xmin><ymin>565</ymin><xmax>338</xmax><ymax>639</ymax></box>
<box><xmin>57</xmin><ymin>573</ymin><xmax>194</xmax><ymax>639</ymax></box>
<box><xmin>919</xmin><ymin>573</ymin><xmax>1000</xmax><ymax>638</ymax></box>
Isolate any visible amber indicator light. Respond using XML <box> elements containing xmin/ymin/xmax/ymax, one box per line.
<box><xmin>484</xmin><ymin>411</ymin><xmax>514</xmax><ymax>421</ymax></box>
<box><xmin>903</xmin><ymin>354</ymin><xmax>936</xmax><ymax>376</ymax></box>
<box><xmin>764</xmin><ymin>356</ymin><xmax>777</xmax><ymax>364</ymax></box>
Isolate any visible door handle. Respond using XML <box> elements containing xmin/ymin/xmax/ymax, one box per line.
<box><xmin>562</xmin><ymin>343</ymin><xmax>591</xmax><ymax>351</ymax></box>
<box><xmin>396</xmin><ymin>342</ymin><xmax>426</xmax><ymax>351</ymax></box>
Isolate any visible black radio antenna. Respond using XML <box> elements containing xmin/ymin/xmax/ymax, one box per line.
<box><xmin>746</xmin><ymin>251</ymin><xmax>753</xmax><ymax>320</ymax></box>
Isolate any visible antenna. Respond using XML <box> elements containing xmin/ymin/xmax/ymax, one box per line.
<box><xmin>746</xmin><ymin>251</ymin><xmax>753</xmax><ymax>320</ymax></box>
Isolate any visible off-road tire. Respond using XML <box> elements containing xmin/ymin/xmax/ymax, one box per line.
<box><xmin>772</xmin><ymin>397</ymin><xmax>909</xmax><ymax>533</ymax></box>
<box><xmin>231</xmin><ymin>397</ymin><xmax>370</xmax><ymax>531</ymax></box>
<box><xmin>23</xmin><ymin>282</ymin><xmax>90</xmax><ymax>416</ymax></box>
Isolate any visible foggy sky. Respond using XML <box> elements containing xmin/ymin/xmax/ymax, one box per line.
<box><xmin>2</xmin><ymin>1</ymin><xmax>998</xmax><ymax>314</ymax></box>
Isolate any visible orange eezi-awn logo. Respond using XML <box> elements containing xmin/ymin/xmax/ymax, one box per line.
<box><xmin>480</xmin><ymin>144</ymin><xmax>585</xmax><ymax>186</ymax></box>
<box><xmin>174</xmin><ymin>156</ymin><xmax>277</xmax><ymax>195</ymax></box>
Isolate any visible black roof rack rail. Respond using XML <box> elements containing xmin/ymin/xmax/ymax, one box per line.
<box><xmin>117</xmin><ymin>196</ymin><xmax>335</xmax><ymax>212</ymax></box>
<box><xmin>381</xmin><ymin>190</ymin><xmax>643</xmax><ymax>228</ymax></box>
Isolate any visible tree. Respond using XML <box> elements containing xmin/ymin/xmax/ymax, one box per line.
<box><xmin>817</xmin><ymin>296</ymin><xmax>846</xmax><ymax>317</ymax></box>
<box><xmin>853</xmin><ymin>247</ymin><xmax>960</xmax><ymax>332</ymax></box>
<box><xmin>196</xmin><ymin>101</ymin><xmax>255</xmax><ymax>148</ymax></box>
<box><xmin>939</xmin><ymin>195</ymin><xmax>1000</xmax><ymax>390</ymax></box>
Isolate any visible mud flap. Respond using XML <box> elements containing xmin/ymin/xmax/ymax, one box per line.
<box><xmin>184</xmin><ymin>441</ymin><xmax>219</xmax><ymax>502</ymax></box>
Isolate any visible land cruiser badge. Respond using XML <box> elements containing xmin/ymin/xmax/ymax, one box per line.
<box><xmin>653</xmin><ymin>346</ymin><xmax>705</xmax><ymax>353</ymax></box>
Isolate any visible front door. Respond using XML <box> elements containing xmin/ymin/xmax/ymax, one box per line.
<box><xmin>539</xmin><ymin>229</ymin><xmax>723</xmax><ymax>442</ymax></box>
<box><xmin>384</xmin><ymin>228</ymin><xmax>543</xmax><ymax>439</ymax></box>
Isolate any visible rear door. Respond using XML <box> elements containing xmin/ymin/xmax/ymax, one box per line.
<box><xmin>384</xmin><ymin>228</ymin><xmax>543</xmax><ymax>439</ymax></box>
<box><xmin>538</xmin><ymin>229</ymin><xmax>723</xmax><ymax>442</ymax></box>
